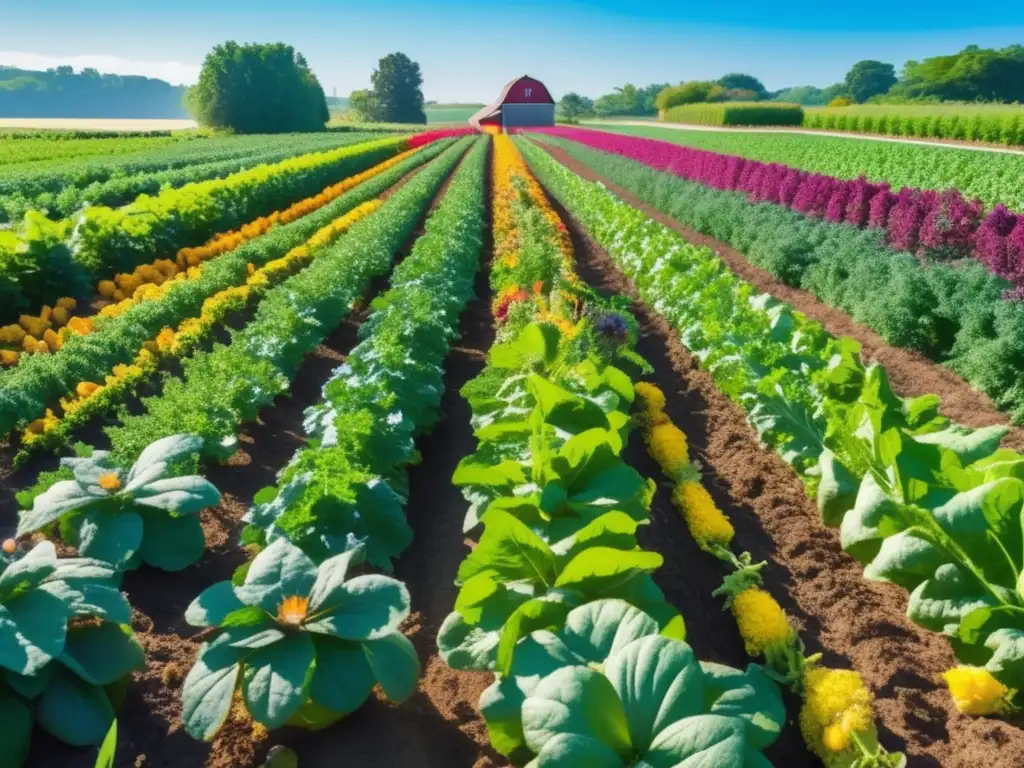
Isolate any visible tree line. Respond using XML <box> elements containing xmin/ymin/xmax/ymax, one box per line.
<box><xmin>558</xmin><ymin>43</ymin><xmax>1024</xmax><ymax>119</ymax></box>
<box><xmin>0</xmin><ymin>66</ymin><xmax>189</xmax><ymax>118</ymax></box>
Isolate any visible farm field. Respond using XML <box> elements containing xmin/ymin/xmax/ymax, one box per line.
<box><xmin>0</xmin><ymin>118</ymin><xmax>199</xmax><ymax>132</ymax></box>
<box><xmin>3</xmin><ymin>124</ymin><xmax>1024</xmax><ymax>768</ymax></box>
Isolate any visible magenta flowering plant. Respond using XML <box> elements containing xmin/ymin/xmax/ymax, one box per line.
<box><xmin>531</xmin><ymin>126</ymin><xmax>1023</xmax><ymax>293</ymax></box>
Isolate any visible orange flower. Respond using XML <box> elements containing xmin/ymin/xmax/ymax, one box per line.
<box><xmin>97</xmin><ymin>473</ymin><xmax>122</xmax><ymax>492</ymax></box>
<box><xmin>75</xmin><ymin>381</ymin><xmax>101</xmax><ymax>398</ymax></box>
<box><xmin>277</xmin><ymin>595</ymin><xmax>309</xmax><ymax>626</ymax></box>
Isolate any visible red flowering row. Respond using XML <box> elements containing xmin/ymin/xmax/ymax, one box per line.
<box><xmin>533</xmin><ymin>126</ymin><xmax>1024</xmax><ymax>297</ymax></box>
<box><xmin>408</xmin><ymin>127</ymin><xmax>479</xmax><ymax>148</ymax></box>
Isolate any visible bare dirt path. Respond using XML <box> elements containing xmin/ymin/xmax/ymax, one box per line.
<box><xmin>535</xmin><ymin>140</ymin><xmax>1024</xmax><ymax>450</ymax></box>
<box><xmin>534</xmin><ymin>156</ymin><xmax>1024</xmax><ymax>768</ymax></box>
<box><xmin>584</xmin><ymin>118</ymin><xmax>1024</xmax><ymax>155</ymax></box>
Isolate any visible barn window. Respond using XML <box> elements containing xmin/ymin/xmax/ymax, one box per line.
<box><xmin>525</xmin><ymin>88</ymin><xmax>532</xmax><ymax>98</ymax></box>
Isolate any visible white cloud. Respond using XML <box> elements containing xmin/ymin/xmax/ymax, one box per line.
<box><xmin>0</xmin><ymin>51</ymin><xmax>200</xmax><ymax>85</ymax></box>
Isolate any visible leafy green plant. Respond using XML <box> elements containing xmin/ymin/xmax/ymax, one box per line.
<box><xmin>0</xmin><ymin>541</ymin><xmax>143</xmax><ymax>764</ymax></box>
<box><xmin>500</xmin><ymin>609</ymin><xmax>784</xmax><ymax>767</ymax></box>
<box><xmin>93</xmin><ymin>720</ymin><xmax>118</xmax><ymax>768</ymax></box>
<box><xmin>18</xmin><ymin>434</ymin><xmax>220</xmax><ymax>571</ymax></box>
<box><xmin>181</xmin><ymin>538</ymin><xmax>418</xmax><ymax>740</ymax></box>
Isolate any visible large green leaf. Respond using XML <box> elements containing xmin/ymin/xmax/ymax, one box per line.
<box><xmin>241</xmin><ymin>632</ymin><xmax>315</xmax><ymax>729</ymax></box>
<box><xmin>233</xmin><ymin>539</ymin><xmax>318</xmax><ymax>614</ymax></box>
<box><xmin>182</xmin><ymin>636</ymin><xmax>243</xmax><ymax>741</ymax></box>
<box><xmin>17</xmin><ymin>481</ymin><xmax>101</xmax><ymax>536</ymax></box>
<box><xmin>308</xmin><ymin>636</ymin><xmax>375</xmax><ymax>714</ymax></box>
<box><xmin>554</xmin><ymin>548</ymin><xmax>663</xmax><ymax>592</ymax></box>
<box><xmin>643</xmin><ymin>715</ymin><xmax>748</xmax><ymax>768</ymax></box>
<box><xmin>185</xmin><ymin>581</ymin><xmax>246</xmax><ymax>628</ymax></box>
<box><xmin>0</xmin><ymin>541</ymin><xmax>57</xmax><ymax>602</ymax></box>
<box><xmin>457</xmin><ymin>509</ymin><xmax>557</xmax><ymax>587</ymax></box>
<box><xmin>304</xmin><ymin>574</ymin><xmax>410</xmax><ymax>641</ymax></box>
<box><xmin>59</xmin><ymin>624</ymin><xmax>144</xmax><ymax>686</ymax></box>
<box><xmin>700</xmin><ymin>663</ymin><xmax>785</xmax><ymax>751</ymax></box>
<box><xmin>0</xmin><ymin>588</ymin><xmax>68</xmax><ymax>676</ymax></box>
<box><xmin>36</xmin><ymin>667</ymin><xmax>114</xmax><ymax>747</ymax></box>
<box><xmin>529</xmin><ymin>375</ymin><xmax>610</xmax><ymax>436</ymax></box>
<box><xmin>606</xmin><ymin>635</ymin><xmax>703</xmax><ymax>753</ymax></box>
<box><xmin>0</xmin><ymin>688</ymin><xmax>32</xmax><ymax>768</ymax></box>
<box><xmin>138</xmin><ymin>511</ymin><xmax>206</xmax><ymax>571</ymax></box>
<box><xmin>125</xmin><ymin>434</ymin><xmax>204</xmax><ymax>489</ymax></box>
<box><xmin>363</xmin><ymin>632</ymin><xmax>420</xmax><ymax>702</ymax></box>
<box><xmin>132</xmin><ymin>476</ymin><xmax>221</xmax><ymax>515</ymax></box>
<box><xmin>521</xmin><ymin>666</ymin><xmax>632</xmax><ymax>760</ymax></box>
<box><xmin>76</xmin><ymin>508</ymin><xmax>144</xmax><ymax>567</ymax></box>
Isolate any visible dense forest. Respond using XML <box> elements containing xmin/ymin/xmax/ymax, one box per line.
<box><xmin>0</xmin><ymin>66</ymin><xmax>189</xmax><ymax>118</ymax></box>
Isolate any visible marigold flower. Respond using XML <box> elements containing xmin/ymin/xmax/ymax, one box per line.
<box><xmin>56</xmin><ymin>297</ymin><xmax>77</xmax><ymax>310</ymax></box>
<box><xmin>43</xmin><ymin>329</ymin><xmax>60</xmax><ymax>350</ymax></box>
<box><xmin>0</xmin><ymin>349</ymin><xmax>20</xmax><ymax>366</ymax></box>
<box><xmin>673</xmin><ymin>480</ymin><xmax>734</xmax><ymax>551</ymax></box>
<box><xmin>732</xmin><ymin>587</ymin><xmax>794</xmax><ymax>658</ymax></box>
<box><xmin>51</xmin><ymin>306</ymin><xmax>70</xmax><ymax>327</ymax></box>
<box><xmin>942</xmin><ymin>666</ymin><xmax>1010</xmax><ymax>716</ymax></box>
<box><xmin>277</xmin><ymin>595</ymin><xmax>309</xmax><ymax>626</ymax></box>
<box><xmin>800</xmin><ymin>665</ymin><xmax>876</xmax><ymax>760</ymax></box>
<box><xmin>76</xmin><ymin>381</ymin><xmax>101</xmax><ymax>398</ymax></box>
<box><xmin>97</xmin><ymin>473</ymin><xmax>122</xmax><ymax>492</ymax></box>
<box><xmin>2</xmin><ymin>539</ymin><xmax>15</xmax><ymax>555</ymax></box>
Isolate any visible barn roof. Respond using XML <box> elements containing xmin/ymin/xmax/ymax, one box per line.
<box><xmin>469</xmin><ymin>75</ymin><xmax>554</xmax><ymax>126</ymax></box>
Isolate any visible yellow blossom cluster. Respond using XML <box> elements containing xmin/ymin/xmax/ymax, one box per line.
<box><xmin>8</xmin><ymin>148</ymin><xmax>421</xmax><ymax>368</ymax></box>
<box><xmin>1</xmin><ymin>297</ymin><xmax>81</xmax><ymax>365</ymax></box>
<box><xmin>942</xmin><ymin>666</ymin><xmax>1011</xmax><ymax>716</ymax></box>
<box><xmin>800</xmin><ymin>665</ymin><xmax>878</xmax><ymax>760</ymax></box>
<box><xmin>731</xmin><ymin>586</ymin><xmax>795</xmax><ymax>658</ymax></box>
<box><xmin>21</xmin><ymin>200</ymin><xmax>382</xmax><ymax>452</ymax></box>
<box><xmin>671</xmin><ymin>481</ymin><xmax>735</xmax><ymax>552</ymax></box>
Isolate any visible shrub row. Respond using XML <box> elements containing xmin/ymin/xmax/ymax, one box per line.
<box><xmin>663</xmin><ymin>101</ymin><xmax>804</xmax><ymax>126</ymax></box>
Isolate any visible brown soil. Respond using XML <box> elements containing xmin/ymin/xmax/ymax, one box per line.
<box><xmin>538</xmin><ymin>141</ymin><xmax>1024</xmax><ymax>451</ymax></box>
<box><xmin>540</xmin><ymin>172</ymin><xmax>1024</xmax><ymax>767</ymax></box>
<box><xmin>16</xmin><ymin>155</ymin><xmax>470</xmax><ymax>768</ymax></box>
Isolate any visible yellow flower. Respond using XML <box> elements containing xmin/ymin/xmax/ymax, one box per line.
<box><xmin>634</xmin><ymin>381</ymin><xmax>666</xmax><ymax>415</ymax></box>
<box><xmin>277</xmin><ymin>595</ymin><xmax>309</xmax><ymax>626</ymax></box>
<box><xmin>731</xmin><ymin>587</ymin><xmax>794</xmax><ymax>658</ymax></box>
<box><xmin>56</xmin><ymin>297</ymin><xmax>77</xmax><ymax>310</ymax></box>
<box><xmin>75</xmin><ymin>381</ymin><xmax>101</xmax><ymax>398</ymax></box>
<box><xmin>97</xmin><ymin>473</ymin><xmax>122</xmax><ymax>491</ymax></box>
<box><xmin>801</xmin><ymin>665</ymin><xmax>876</xmax><ymax>760</ymax></box>
<box><xmin>647</xmin><ymin>422</ymin><xmax>690</xmax><ymax>478</ymax></box>
<box><xmin>673</xmin><ymin>480</ymin><xmax>734</xmax><ymax>551</ymax></box>
<box><xmin>0</xmin><ymin>349</ymin><xmax>20</xmax><ymax>366</ymax></box>
<box><xmin>942</xmin><ymin>666</ymin><xmax>1010</xmax><ymax>716</ymax></box>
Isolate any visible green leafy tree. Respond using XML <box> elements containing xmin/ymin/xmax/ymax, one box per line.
<box><xmin>366</xmin><ymin>52</ymin><xmax>426</xmax><ymax>124</ymax></box>
<box><xmin>844</xmin><ymin>60</ymin><xmax>897</xmax><ymax>102</ymax></box>
<box><xmin>655</xmin><ymin>81</ymin><xmax>726</xmax><ymax>111</ymax></box>
<box><xmin>188</xmin><ymin>42</ymin><xmax>329</xmax><ymax>133</ymax></box>
<box><xmin>348</xmin><ymin>88</ymin><xmax>378</xmax><ymax>121</ymax></box>
<box><xmin>557</xmin><ymin>92</ymin><xmax>594</xmax><ymax>119</ymax></box>
<box><xmin>718</xmin><ymin>72</ymin><xmax>767</xmax><ymax>97</ymax></box>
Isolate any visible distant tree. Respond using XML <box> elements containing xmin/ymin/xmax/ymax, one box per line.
<box><xmin>348</xmin><ymin>89</ymin><xmax>378</xmax><ymax>121</ymax></box>
<box><xmin>722</xmin><ymin>88</ymin><xmax>760</xmax><ymax>101</ymax></box>
<box><xmin>718</xmin><ymin>73</ymin><xmax>767</xmax><ymax>97</ymax></box>
<box><xmin>558</xmin><ymin>92</ymin><xmax>594</xmax><ymax>119</ymax></box>
<box><xmin>188</xmin><ymin>42</ymin><xmax>329</xmax><ymax>133</ymax></box>
<box><xmin>844</xmin><ymin>60</ymin><xmax>897</xmax><ymax>102</ymax></box>
<box><xmin>655</xmin><ymin>81</ymin><xmax>725</xmax><ymax>111</ymax></box>
<box><xmin>366</xmin><ymin>52</ymin><xmax>426</xmax><ymax>124</ymax></box>
<box><xmin>900</xmin><ymin>45</ymin><xmax>1024</xmax><ymax>102</ymax></box>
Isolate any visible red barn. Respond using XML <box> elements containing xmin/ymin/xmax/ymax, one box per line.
<box><xmin>469</xmin><ymin>75</ymin><xmax>555</xmax><ymax>132</ymax></box>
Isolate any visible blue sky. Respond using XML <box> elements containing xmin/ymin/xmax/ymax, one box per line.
<box><xmin>1</xmin><ymin>1</ymin><xmax>1023</xmax><ymax>101</ymax></box>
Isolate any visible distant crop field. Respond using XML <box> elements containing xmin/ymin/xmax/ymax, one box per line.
<box><xmin>425</xmin><ymin>104</ymin><xmax>483</xmax><ymax>124</ymax></box>
<box><xmin>0</xmin><ymin>117</ymin><xmax>198</xmax><ymax>132</ymax></box>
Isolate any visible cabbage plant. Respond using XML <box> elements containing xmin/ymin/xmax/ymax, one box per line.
<box><xmin>478</xmin><ymin>599</ymin><xmax>783</xmax><ymax>764</ymax></box>
<box><xmin>0</xmin><ymin>541</ymin><xmax>144</xmax><ymax>764</ymax></box>
<box><xmin>18</xmin><ymin>434</ymin><xmax>221</xmax><ymax>571</ymax></box>
<box><xmin>182</xmin><ymin>538</ymin><xmax>418</xmax><ymax>740</ymax></box>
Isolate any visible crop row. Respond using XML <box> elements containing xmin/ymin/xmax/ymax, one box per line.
<box><xmin>634</xmin><ymin>382</ymin><xmax>904</xmax><ymax>766</ymax></box>
<box><xmin>0</xmin><ymin>134</ymin><xmax>409</xmax><ymax>321</ymax></box>
<box><xmin>536</xmin><ymin>126</ymin><xmax>1024</xmax><ymax>294</ymax></box>
<box><xmin>0</xmin><ymin>139</ymin><xmax>454</xmax><ymax>439</ymax></box>
<box><xmin>0</xmin><ymin>131</ymin><xmax>383</xmax><ymax>223</ymax></box>
<box><xmin>803</xmin><ymin>105</ymin><xmax>1024</xmax><ymax>147</ymax></box>
<box><xmin>519</xmin><ymin>135</ymin><xmax>1024</xmax><ymax>718</ymax></box>
<box><xmin>435</xmin><ymin>134</ymin><xmax>789</xmax><ymax>767</ymax></box>
<box><xmin>594</xmin><ymin>123</ymin><xmax>1024</xmax><ymax>213</ymax></box>
<box><xmin>530</xmin><ymin>132</ymin><xmax>1024</xmax><ymax>425</ymax></box>
<box><xmin>3</xmin><ymin>138</ymin><xmax>476</xmax><ymax>765</ymax></box>
<box><xmin>181</xmin><ymin>135</ymin><xmax>489</xmax><ymax>741</ymax></box>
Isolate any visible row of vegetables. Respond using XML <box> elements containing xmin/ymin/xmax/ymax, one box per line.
<box><xmin>535</xmin><ymin>127</ymin><xmax>1024</xmax><ymax>294</ymax></box>
<box><xmin>529</xmin><ymin>131</ymin><xmax>1024</xmax><ymax>427</ymax></box>
<box><xmin>0</xmin><ymin>132</ymin><xmax>381</xmax><ymax>224</ymax></box>
<box><xmin>0</xmin><ymin>133</ymin><xmax>407</xmax><ymax>323</ymax></box>
<box><xmin>518</xmin><ymin>134</ymin><xmax>1024</xmax><ymax>719</ymax></box>
<box><xmin>1</xmin><ymin>136</ymin><xmax>481</xmax><ymax>765</ymax></box>
<box><xmin>0</xmin><ymin>139</ymin><xmax>455</xmax><ymax>446</ymax></box>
